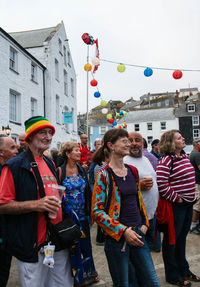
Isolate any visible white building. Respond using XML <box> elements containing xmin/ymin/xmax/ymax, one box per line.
<box><xmin>0</xmin><ymin>22</ymin><xmax>77</xmax><ymax>148</ymax></box>
<box><xmin>119</xmin><ymin>108</ymin><xmax>179</xmax><ymax>149</ymax></box>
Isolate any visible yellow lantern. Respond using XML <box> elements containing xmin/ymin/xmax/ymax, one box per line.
<box><xmin>101</xmin><ymin>100</ymin><xmax>107</xmax><ymax>107</ymax></box>
<box><xmin>117</xmin><ymin>64</ymin><xmax>126</xmax><ymax>73</ymax></box>
<box><xmin>106</xmin><ymin>113</ymin><xmax>112</xmax><ymax>119</ymax></box>
<box><xmin>84</xmin><ymin>63</ymin><xmax>92</xmax><ymax>71</ymax></box>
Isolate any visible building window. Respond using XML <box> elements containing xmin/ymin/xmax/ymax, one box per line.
<box><xmin>71</xmin><ymin>78</ymin><xmax>74</xmax><ymax>97</ymax></box>
<box><xmin>147</xmin><ymin>123</ymin><xmax>152</xmax><ymax>130</ymax></box>
<box><xmin>31</xmin><ymin>62</ymin><xmax>37</xmax><ymax>82</ymax></box>
<box><xmin>9</xmin><ymin>90</ymin><xmax>21</xmax><ymax>123</ymax></box>
<box><xmin>99</xmin><ymin>126</ymin><xmax>107</xmax><ymax>134</ymax></box>
<box><xmin>56</xmin><ymin>95</ymin><xmax>60</xmax><ymax>124</ymax></box>
<box><xmin>64</xmin><ymin>70</ymin><xmax>68</xmax><ymax>95</ymax></box>
<box><xmin>67</xmin><ymin>52</ymin><xmax>71</xmax><ymax>66</ymax></box>
<box><xmin>147</xmin><ymin>136</ymin><xmax>153</xmax><ymax>145</ymax></box>
<box><xmin>193</xmin><ymin>129</ymin><xmax>200</xmax><ymax>139</ymax></box>
<box><xmin>134</xmin><ymin>124</ymin><xmax>139</xmax><ymax>131</ymax></box>
<box><xmin>58</xmin><ymin>39</ymin><xmax>62</xmax><ymax>54</ymax></box>
<box><xmin>55</xmin><ymin>59</ymin><xmax>59</xmax><ymax>81</ymax></box>
<box><xmin>63</xmin><ymin>46</ymin><xmax>67</xmax><ymax>65</ymax></box>
<box><xmin>192</xmin><ymin>116</ymin><xmax>199</xmax><ymax>126</ymax></box>
<box><xmin>187</xmin><ymin>104</ymin><xmax>195</xmax><ymax>112</ymax></box>
<box><xmin>160</xmin><ymin>122</ymin><xmax>166</xmax><ymax>130</ymax></box>
<box><xmin>30</xmin><ymin>98</ymin><xmax>37</xmax><ymax>117</ymax></box>
<box><xmin>9</xmin><ymin>46</ymin><xmax>18</xmax><ymax>72</ymax></box>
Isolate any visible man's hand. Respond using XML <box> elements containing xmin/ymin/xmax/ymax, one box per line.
<box><xmin>124</xmin><ymin>227</ymin><xmax>144</xmax><ymax>247</ymax></box>
<box><xmin>140</xmin><ymin>178</ymin><xmax>153</xmax><ymax>191</ymax></box>
<box><xmin>36</xmin><ymin>196</ymin><xmax>61</xmax><ymax>213</ymax></box>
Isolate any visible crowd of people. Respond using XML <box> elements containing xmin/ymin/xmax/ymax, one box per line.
<box><xmin>0</xmin><ymin>115</ymin><xmax>200</xmax><ymax>287</ymax></box>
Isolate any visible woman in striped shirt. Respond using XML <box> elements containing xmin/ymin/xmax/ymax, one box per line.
<box><xmin>156</xmin><ymin>130</ymin><xmax>199</xmax><ymax>287</ymax></box>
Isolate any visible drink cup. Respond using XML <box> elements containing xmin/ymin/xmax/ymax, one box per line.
<box><xmin>48</xmin><ymin>184</ymin><xmax>66</xmax><ymax>219</ymax></box>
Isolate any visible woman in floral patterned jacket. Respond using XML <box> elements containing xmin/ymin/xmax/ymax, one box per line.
<box><xmin>91</xmin><ymin>129</ymin><xmax>160</xmax><ymax>287</ymax></box>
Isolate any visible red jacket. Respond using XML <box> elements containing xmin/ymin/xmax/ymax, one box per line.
<box><xmin>78</xmin><ymin>143</ymin><xmax>90</xmax><ymax>166</ymax></box>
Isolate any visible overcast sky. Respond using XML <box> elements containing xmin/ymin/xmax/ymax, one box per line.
<box><xmin>1</xmin><ymin>0</ymin><xmax>200</xmax><ymax>113</ymax></box>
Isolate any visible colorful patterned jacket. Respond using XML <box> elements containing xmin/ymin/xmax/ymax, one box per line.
<box><xmin>91</xmin><ymin>164</ymin><xmax>149</xmax><ymax>241</ymax></box>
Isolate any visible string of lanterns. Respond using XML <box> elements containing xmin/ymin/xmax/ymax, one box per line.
<box><xmin>82</xmin><ymin>32</ymin><xmax>199</xmax><ymax>128</ymax></box>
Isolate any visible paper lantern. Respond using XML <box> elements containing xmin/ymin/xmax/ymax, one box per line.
<box><xmin>113</xmin><ymin>121</ymin><xmax>117</xmax><ymax>126</ymax></box>
<box><xmin>106</xmin><ymin>113</ymin><xmax>112</xmax><ymax>119</ymax></box>
<box><xmin>101</xmin><ymin>100</ymin><xmax>107</xmax><ymax>107</ymax></box>
<box><xmin>108</xmin><ymin>118</ymin><xmax>114</xmax><ymax>124</ymax></box>
<box><xmin>117</xmin><ymin>64</ymin><xmax>126</xmax><ymax>73</ymax></box>
<box><xmin>144</xmin><ymin>67</ymin><xmax>153</xmax><ymax>77</ymax></box>
<box><xmin>90</xmin><ymin>79</ymin><xmax>98</xmax><ymax>86</ymax></box>
<box><xmin>119</xmin><ymin>111</ymin><xmax>124</xmax><ymax>116</ymax></box>
<box><xmin>94</xmin><ymin>91</ymin><xmax>101</xmax><ymax>98</ymax></box>
<box><xmin>92</xmin><ymin>57</ymin><xmax>100</xmax><ymax>66</ymax></box>
<box><xmin>173</xmin><ymin>70</ymin><xmax>183</xmax><ymax>79</ymax></box>
<box><xmin>117</xmin><ymin>125</ymin><xmax>122</xmax><ymax>129</ymax></box>
<box><xmin>102</xmin><ymin>108</ymin><xmax>108</xmax><ymax>114</ymax></box>
<box><xmin>123</xmin><ymin>111</ymin><xmax>128</xmax><ymax>116</ymax></box>
<box><xmin>84</xmin><ymin>63</ymin><xmax>92</xmax><ymax>71</ymax></box>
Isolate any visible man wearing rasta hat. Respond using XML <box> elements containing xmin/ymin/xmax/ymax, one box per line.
<box><xmin>0</xmin><ymin>116</ymin><xmax>73</xmax><ymax>287</ymax></box>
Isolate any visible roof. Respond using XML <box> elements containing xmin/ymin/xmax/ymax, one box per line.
<box><xmin>175</xmin><ymin>101</ymin><xmax>200</xmax><ymax>117</ymax></box>
<box><xmin>119</xmin><ymin>107</ymin><xmax>175</xmax><ymax>123</ymax></box>
<box><xmin>180</xmin><ymin>88</ymin><xmax>198</xmax><ymax>93</ymax></box>
<box><xmin>9</xmin><ymin>24</ymin><xmax>61</xmax><ymax>48</ymax></box>
<box><xmin>0</xmin><ymin>27</ymin><xmax>46</xmax><ymax>69</ymax></box>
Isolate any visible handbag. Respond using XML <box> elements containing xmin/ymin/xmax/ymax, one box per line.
<box><xmin>26</xmin><ymin>148</ymin><xmax>82</xmax><ymax>251</ymax></box>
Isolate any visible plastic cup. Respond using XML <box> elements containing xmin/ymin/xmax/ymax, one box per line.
<box><xmin>48</xmin><ymin>184</ymin><xmax>66</xmax><ymax>219</ymax></box>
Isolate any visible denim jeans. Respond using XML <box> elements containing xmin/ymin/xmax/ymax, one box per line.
<box><xmin>162</xmin><ymin>202</ymin><xmax>193</xmax><ymax>282</ymax></box>
<box><xmin>104</xmin><ymin>226</ymin><xmax>160</xmax><ymax>287</ymax></box>
<box><xmin>146</xmin><ymin>215</ymin><xmax>161</xmax><ymax>252</ymax></box>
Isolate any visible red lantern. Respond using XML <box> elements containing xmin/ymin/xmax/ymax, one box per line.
<box><xmin>90</xmin><ymin>79</ymin><xmax>98</xmax><ymax>86</ymax></box>
<box><xmin>108</xmin><ymin>118</ymin><xmax>114</xmax><ymax>124</ymax></box>
<box><xmin>173</xmin><ymin>70</ymin><xmax>183</xmax><ymax>79</ymax></box>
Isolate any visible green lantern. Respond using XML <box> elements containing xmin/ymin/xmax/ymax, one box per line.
<box><xmin>101</xmin><ymin>100</ymin><xmax>107</xmax><ymax>107</ymax></box>
<box><xmin>117</xmin><ymin>64</ymin><xmax>126</xmax><ymax>73</ymax></box>
<box><xmin>106</xmin><ymin>113</ymin><xmax>112</xmax><ymax>119</ymax></box>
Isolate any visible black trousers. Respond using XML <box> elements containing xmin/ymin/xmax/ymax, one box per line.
<box><xmin>0</xmin><ymin>248</ymin><xmax>12</xmax><ymax>287</ymax></box>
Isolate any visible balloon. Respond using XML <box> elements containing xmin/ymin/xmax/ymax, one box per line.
<box><xmin>144</xmin><ymin>67</ymin><xmax>153</xmax><ymax>77</ymax></box>
<box><xmin>117</xmin><ymin>125</ymin><xmax>122</xmax><ymax>129</ymax></box>
<box><xmin>173</xmin><ymin>70</ymin><xmax>183</xmax><ymax>79</ymax></box>
<box><xmin>116</xmin><ymin>112</ymin><xmax>120</xmax><ymax>118</ymax></box>
<box><xmin>101</xmin><ymin>100</ymin><xmax>107</xmax><ymax>107</ymax></box>
<box><xmin>119</xmin><ymin>111</ymin><xmax>124</xmax><ymax>116</ymax></box>
<box><xmin>90</xmin><ymin>79</ymin><xmax>98</xmax><ymax>86</ymax></box>
<box><xmin>108</xmin><ymin>118</ymin><xmax>114</xmax><ymax>124</ymax></box>
<box><xmin>81</xmin><ymin>33</ymin><xmax>94</xmax><ymax>45</ymax></box>
<box><xmin>94</xmin><ymin>91</ymin><xmax>101</xmax><ymax>98</ymax></box>
<box><xmin>117</xmin><ymin>64</ymin><xmax>126</xmax><ymax>73</ymax></box>
<box><xmin>123</xmin><ymin>122</ymin><xmax>127</xmax><ymax>128</ymax></box>
<box><xmin>102</xmin><ymin>108</ymin><xmax>108</xmax><ymax>114</ymax></box>
<box><xmin>84</xmin><ymin>63</ymin><xmax>92</xmax><ymax>71</ymax></box>
<box><xmin>113</xmin><ymin>121</ymin><xmax>117</xmax><ymax>126</ymax></box>
<box><xmin>106</xmin><ymin>113</ymin><xmax>112</xmax><ymax>119</ymax></box>
<box><xmin>92</xmin><ymin>57</ymin><xmax>100</xmax><ymax>66</ymax></box>
<box><xmin>123</xmin><ymin>111</ymin><xmax>128</xmax><ymax>116</ymax></box>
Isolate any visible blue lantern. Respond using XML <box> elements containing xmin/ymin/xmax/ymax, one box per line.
<box><xmin>144</xmin><ymin>67</ymin><xmax>153</xmax><ymax>77</ymax></box>
<box><xmin>119</xmin><ymin>111</ymin><xmax>124</xmax><ymax>116</ymax></box>
<box><xmin>113</xmin><ymin>121</ymin><xmax>117</xmax><ymax>126</ymax></box>
<box><xmin>94</xmin><ymin>91</ymin><xmax>101</xmax><ymax>98</ymax></box>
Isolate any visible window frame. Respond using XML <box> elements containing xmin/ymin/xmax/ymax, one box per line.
<box><xmin>134</xmin><ymin>124</ymin><xmax>140</xmax><ymax>131</ymax></box>
<box><xmin>187</xmin><ymin>104</ymin><xmax>195</xmax><ymax>112</ymax></box>
<box><xmin>64</xmin><ymin>70</ymin><xmax>68</xmax><ymax>96</ymax></box>
<box><xmin>193</xmin><ymin>129</ymin><xmax>200</xmax><ymax>139</ymax></box>
<box><xmin>192</xmin><ymin>116</ymin><xmax>199</xmax><ymax>126</ymax></box>
<box><xmin>56</xmin><ymin>95</ymin><xmax>60</xmax><ymax>124</ymax></box>
<box><xmin>160</xmin><ymin>121</ymin><xmax>166</xmax><ymax>130</ymax></box>
<box><xmin>9</xmin><ymin>89</ymin><xmax>21</xmax><ymax>124</ymax></box>
<box><xmin>31</xmin><ymin>62</ymin><xmax>37</xmax><ymax>83</ymax></box>
<box><xmin>30</xmin><ymin>97</ymin><xmax>37</xmax><ymax>117</ymax></box>
<box><xmin>55</xmin><ymin>58</ymin><xmax>59</xmax><ymax>81</ymax></box>
<box><xmin>147</xmin><ymin>122</ymin><xmax>152</xmax><ymax>131</ymax></box>
<box><xmin>99</xmin><ymin>126</ymin><xmax>107</xmax><ymax>135</ymax></box>
<box><xmin>9</xmin><ymin>46</ymin><xmax>18</xmax><ymax>72</ymax></box>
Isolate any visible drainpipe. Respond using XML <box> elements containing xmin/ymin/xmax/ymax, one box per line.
<box><xmin>43</xmin><ymin>70</ymin><xmax>46</xmax><ymax>117</ymax></box>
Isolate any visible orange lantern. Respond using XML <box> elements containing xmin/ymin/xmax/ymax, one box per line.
<box><xmin>84</xmin><ymin>63</ymin><xmax>92</xmax><ymax>71</ymax></box>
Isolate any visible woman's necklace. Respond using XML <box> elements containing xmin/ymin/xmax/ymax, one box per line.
<box><xmin>109</xmin><ymin>166</ymin><xmax>127</xmax><ymax>181</ymax></box>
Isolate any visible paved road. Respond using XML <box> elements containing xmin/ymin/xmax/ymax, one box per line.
<box><xmin>7</xmin><ymin>223</ymin><xmax>200</xmax><ymax>287</ymax></box>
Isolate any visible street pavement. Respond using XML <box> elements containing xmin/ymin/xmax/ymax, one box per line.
<box><xmin>7</xmin><ymin>223</ymin><xmax>200</xmax><ymax>287</ymax></box>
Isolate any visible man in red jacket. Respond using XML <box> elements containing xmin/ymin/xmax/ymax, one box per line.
<box><xmin>78</xmin><ymin>134</ymin><xmax>90</xmax><ymax>170</ymax></box>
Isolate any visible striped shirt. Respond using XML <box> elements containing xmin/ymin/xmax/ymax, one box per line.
<box><xmin>156</xmin><ymin>154</ymin><xmax>196</xmax><ymax>202</ymax></box>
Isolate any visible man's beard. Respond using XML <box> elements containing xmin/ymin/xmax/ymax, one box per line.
<box><xmin>129</xmin><ymin>148</ymin><xmax>142</xmax><ymax>158</ymax></box>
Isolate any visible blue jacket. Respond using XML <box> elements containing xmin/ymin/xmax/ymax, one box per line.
<box><xmin>1</xmin><ymin>151</ymin><xmax>57</xmax><ymax>263</ymax></box>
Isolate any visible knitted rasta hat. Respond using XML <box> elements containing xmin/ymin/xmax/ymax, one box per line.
<box><xmin>24</xmin><ymin>116</ymin><xmax>55</xmax><ymax>142</ymax></box>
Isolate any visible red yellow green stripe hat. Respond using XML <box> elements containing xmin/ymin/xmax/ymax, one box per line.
<box><xmin>24</xmin><ymin>116</ymin><xmax>55</xmax><ymax>142</ymax></box>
